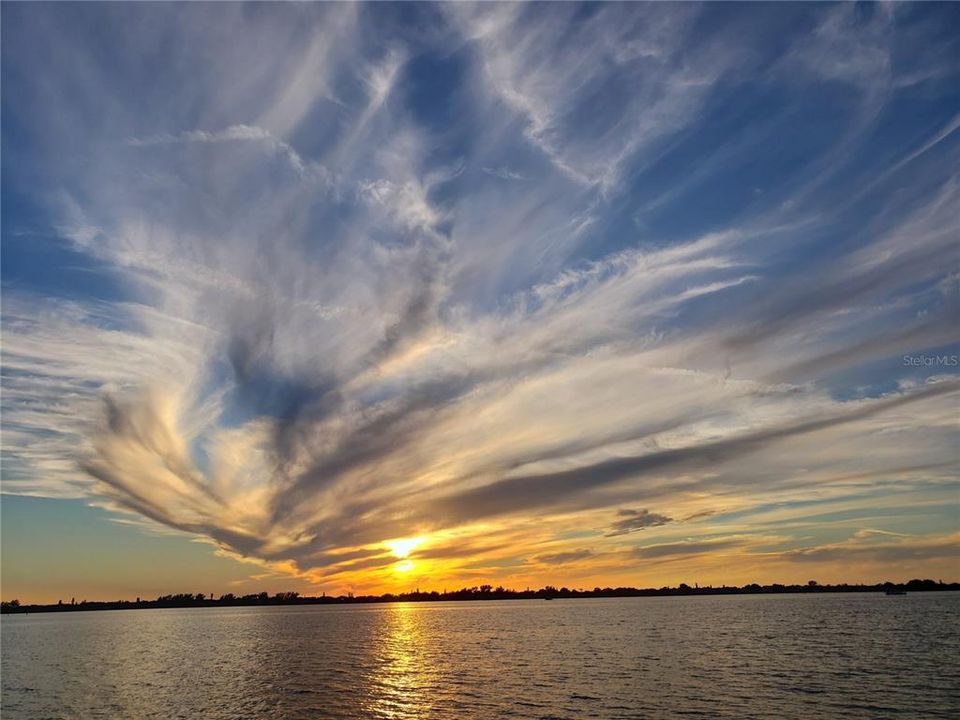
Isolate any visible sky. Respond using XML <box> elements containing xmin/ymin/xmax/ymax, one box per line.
<box><xmin>1</xmin><ymin>2</ymin><xmax>958</xmax><ymax>604</ymax></box>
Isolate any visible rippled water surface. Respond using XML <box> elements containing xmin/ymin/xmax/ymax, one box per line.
<box><xmin>3</xmin><ymin>594</ymin><xmax>959</xmax><ymax>719</ymax></box>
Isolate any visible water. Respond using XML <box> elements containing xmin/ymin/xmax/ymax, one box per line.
<box><xmin>2</xmin><ymin>593</ymin><xmax>958</xmax><ymax>719</ymax></box>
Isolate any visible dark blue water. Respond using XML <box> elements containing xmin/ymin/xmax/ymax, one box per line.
<box><xmin>3</xmin><ymin>593</ymin><xmax>958</xmax><ymax>719</ymax></box>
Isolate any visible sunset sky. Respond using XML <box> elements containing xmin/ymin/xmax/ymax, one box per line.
<box><xmin>2</xmin><ymin>3</ymin><xmax>958</xmax><ymax>604</ymax></box>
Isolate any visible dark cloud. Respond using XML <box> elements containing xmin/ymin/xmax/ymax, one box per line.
<box><xmin>368</xmin><ymin>246</ymin><xmax>445</xmax><ymax>365</ymax></box>
<box><xmin>606</xmin><ymin>508</ymin><xmax>673</xmax><ymax>536</ymax></box>
<box><xmin>426</xmin><ymin>380</ymin><xmax>960</xmax><ymax>528</ymax></box>
<box><xmin>267</xmin><ymin>371</ymin><xmax>479</xmax><ymax>525</ymax></box>
<box><xmin>682</xmin><ymin>509</ymin><xmax>716</xmax><ymax>522</ymax></box>
<box><xmin>535</xmin><ymin>549</ymin><xmax>594</xmax><ymax>565</ymax></box>
<box><xmin>310</xmin><ymin>552</ymin><xmax>400</xmax><ymax>580</ymax></box>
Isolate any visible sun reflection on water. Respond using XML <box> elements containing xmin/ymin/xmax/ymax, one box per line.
<box><xmin>366</xmin><ymin>603</ymin><xmax>436</xmax><ymax>719</ymax></box>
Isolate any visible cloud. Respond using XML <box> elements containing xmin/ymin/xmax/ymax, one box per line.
<box><xmin>787</xmin><ymin>3</ymin><xmax>893</xmax><ymax>91</ymax></box>
<box><xmin>424</xmin><ymin>380</ymin><xmax>959</xmax><ymax>528</ymax></box>
<box><xmin>2</xmin><ymin>3</ymin><xmax>958</xmax><ymax>592</ymax></box>
<box><xmin>633</xmin><ymin>537</ymin><xmax>750</xmax><ymax>560</ymax></box>
<box><xmin>255</xmin><ymin>5</ymin><xmax>358</xmax><ymax>138</ymax></box>
<box><xmin>448</xmin><ymin>3</ymin><xmax>733</xmax><ymax>191</ymax></box>
<box><xmin>851</xmin><ymin>528</ymin><xmax>910</xmax><ymax>540</ymax></box>
<box><xmin>535</xmin><ymin>549</ymin><xmax>595</xmax><ymax>565</ymax></box>
<box><xmin>606</xmin><ymin>509</ymin><xmax>673</xmax><ymax>537</ymax></box>
<box><xmin>482</xmin><ymin>166</ymin><xmax>528</xmax><ymax>181</ymax></box>
<box><xmin>781</xmin><ymin>534</ymin><xmax>960</xmax><ymax>564</ymax></box>
<box><xmin>126</xmin><ymin>124</ymin><xmax>274</xmax><ymax>146</ymax></box>
<box><xmin>125</xmin><ymin>124</ymin><xmax>327</xmax><ymax>182</ymax></box>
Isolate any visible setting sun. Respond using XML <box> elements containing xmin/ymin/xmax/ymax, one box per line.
<box><xmin>393</xmin><ymin>560</ymin><xmax>415</xmax><ymax>573</ymax></box>
<box><xmin>384</xmin><ymin>537</ymin><xmax>423</xmax><ymax>559</ymax></box>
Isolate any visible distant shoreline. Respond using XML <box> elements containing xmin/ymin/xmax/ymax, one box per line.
<box><xmin>3</xmin><ymin>579</ymin><xmax>957</xmax><ymax>614</ymax></box>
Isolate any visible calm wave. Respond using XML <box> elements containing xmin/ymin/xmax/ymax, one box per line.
<box><xmin>3</xmin><ymin>593</ymin><xmax>958</xmax><ymax>719</ymax></box>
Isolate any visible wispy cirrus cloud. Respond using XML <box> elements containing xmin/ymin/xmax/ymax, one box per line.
<box><xmin>781</xmin><ymin>534</ymin><xmax>960</xmax><ymax>565</ymax></box>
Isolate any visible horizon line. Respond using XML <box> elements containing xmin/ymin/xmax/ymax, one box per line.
<box><xmin>5</xmin><ymin>578</ymin><xmax>958</xmax><ymax>611</ymax></box>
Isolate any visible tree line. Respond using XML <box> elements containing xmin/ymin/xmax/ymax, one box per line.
<box><xmin>2</xmin><ymin>578</ymin><xmax>957</xmax><ymax>614</ymax></box>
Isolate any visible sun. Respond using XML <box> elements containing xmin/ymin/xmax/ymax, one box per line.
<box><xmin>384</xmin><ymin>537</ymin><xmax>423</xmax><ymax>559</ymax></box>
<box><xmin>393</xmin><ymin>560</ymin><xmax>415</xmax><ymax>573</ymax></box>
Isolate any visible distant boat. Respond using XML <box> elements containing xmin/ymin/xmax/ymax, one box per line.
<box><xmin>884</xmin><ymin>589</ymin><xmax>907</xmax><ymax>596</ymax></box>
<box><xmin>544</xmin><ymin>597</ymin><xmax>554</xmax><ymax>600</ymax></box>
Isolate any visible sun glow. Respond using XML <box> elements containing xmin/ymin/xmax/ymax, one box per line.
<box><xmin>384</xmin><ymin>537</ymin><xmax>423</xmax><ymax>559</ymax></box>
<box><xmin>394</xmin><ymin>560</ymin><xmax>415</xmax><ymax>573</ymax></box>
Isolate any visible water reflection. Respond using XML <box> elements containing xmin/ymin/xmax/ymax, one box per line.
<box><xmin>3</xmin><ymin>596</ymin><xmax>959</xmax><ymax>719</ymax></box>
<box><xmin>367</xmin><ymin>603</ymin><xmax>434</xmax><ymax>719</ymax></box>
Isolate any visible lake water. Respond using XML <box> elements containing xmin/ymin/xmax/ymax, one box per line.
<box><xmin>2</xmin><ymin>593</ymin><xmax>958</xmax><ymax>719</ymax></box>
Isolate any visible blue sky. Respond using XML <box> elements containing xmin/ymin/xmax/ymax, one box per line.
<box><xmin>2</xmin><ymin>2</ymin><xmax>958</xmax><ymax>601</ymax></box>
